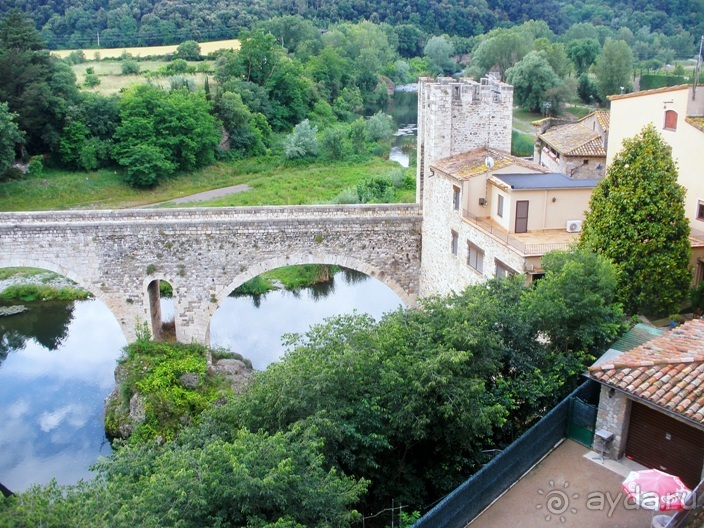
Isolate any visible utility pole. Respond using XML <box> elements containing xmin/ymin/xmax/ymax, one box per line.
<box><xmin>693</xmin><ymin>35</ymin><xmax>703</xmax><ymax>100</ymax></box>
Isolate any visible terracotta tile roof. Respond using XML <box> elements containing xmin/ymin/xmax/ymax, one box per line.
<box><xmin>539</xmin><ymin>122</ymin><xmax>606</xmax><ymax>157</ymax></box>
<box><xmin>588</xmin><ymin>110</ymin><xmax>610</xmax><ymax>133</ymax></box>
<box><xmin>686</xmin><ymin>116</ymin><xmax>704</xmax><ymax>134</ymax></box>
<box><xmin>431</xmin><ymin>148</ymin><xmax>548</xmax><ymax>180</ymax></box>
<box><xmin>589</xmin><ymin>318</ymin><xmax>704</xmax><ymax>424</ymax></box>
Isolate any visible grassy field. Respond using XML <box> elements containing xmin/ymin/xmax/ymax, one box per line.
<box><xmin>51</xmin><ymin>39</ymin><xmax>240</xmax><ymax>59</ymax></box>
<box><xmin>73</xmin><ymin>59</ymin><xmax>212</xmax><ymax>95</ymax></box>
<box><xmin>0</xmin><ymin>156</ymin><xmax>413</xmax><ymax>211</ymax></box>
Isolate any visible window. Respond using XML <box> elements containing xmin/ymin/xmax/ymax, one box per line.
<box><xmin>452</xmin><ymin>185</ymin><xmax>460</xmax><ymax>211</ymax></box>
<box><xmin>495</xmin><ymin>259</ymin><xmax>516</xmax><ymax>278</ymax></box>
<box><xmin>451</xmin><ymin>230</ymin><xmax>458</xmax><ymax>255</ymax></box>
<box><xmin>497</xmin><ymin>194</ymin><xmax>504</xmax><ymax>218</ymax></box>
<box><xmin>467</xmin><ymin>241</ymin><xmax>484</xmax><ymax>273</ymax></box>
<box><xmin>664</xmin><ymin>110</ymin><xmax>678</xmax><ymax>131</ymax></box>
<box><xmin>697</xmin><ymin>201</ymin><xmax>704</xmax><ymax>221</ymax></box>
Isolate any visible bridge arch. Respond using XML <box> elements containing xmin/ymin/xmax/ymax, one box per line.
<box><xmin>0</xmin><ymin>257</ymin><xmax>129</xmax><ymax>341</ymax></box>
<box><xmin>204</xmin><ymin>252</ymin><xmax>414</xmax><ymax>344</ymax></box>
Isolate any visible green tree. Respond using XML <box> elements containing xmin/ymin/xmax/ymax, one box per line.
<box><xmin>114</xmin><ymin>85</ymin><xmax>220</xmax><ymax>187</ymax></box>
<box><xmin>580</xmin><ymin>125</ymin><xmax>691</xmax><ymax>317</ymax></box>
<box><xmin>234</xmin><ymin>29</ymin><xmax>282</xmax><ymax>86</ymax></box>
<box><xmin>522</xmin><ymin>248</ymin><xmax>625</xmax><ymax>356</ymax></box>
<box><xmin>506</xmin><ymin>51</ymin><xmax>561</xmax><ymax>113</ymax></box>
<box><xmin>0</xmin><ymin>427</ymin><xmax>366</xmax><ymax>527</ymax></box>
<box><xmin>423</xmin><ymin>35</ymin><xmax>457</xmax><ymax>75</ymax></box>
<box><xmin>469</xmin><ymin>28</ymin><xmax>530</xmax><ymax>80</ymax></box>
<box><xmin>176</xmin><ymin>40</ymin><xmax>201</xmax><ymax>60</ymax></box>
<box><xmin>0</xmin><ymin>102</ymin><xmax>23</xmax><ymax>173</ymax></box>
<box><xmin>565</xmin><ymin>38</ymin><xmax>601</xmax><ymax>74</ymax></box>
<box><xmin>0</xmin><ymin>9</ymin><xmax>79</xmax><ymax>155</ymax></box>
<box><xmin>215</xmin><ymin>91</ymin><xmax>264</xmax><ymax>156</ymax></box>
<box><xmin>593</xmin><ymin>39</ymin><xmax>633</xmax><ymax>103</ymax></box>
<box><xmin>284</xmin><ymin>119</ymin><xmax>318</xmax><ymax>159</ymax></box>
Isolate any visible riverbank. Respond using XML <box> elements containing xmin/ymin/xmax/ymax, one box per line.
<box><xmin>0</xmin><ymin>268</ymin><xmax>90</xmax><ymax>305</ymax></box>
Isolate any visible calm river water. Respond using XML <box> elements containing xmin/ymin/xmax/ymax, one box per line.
<box><xmin>0</xmin><ymin>270</ymin><xmax>402</xmax><ymax>491</ymax></box>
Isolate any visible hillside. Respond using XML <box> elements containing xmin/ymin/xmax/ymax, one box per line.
<box><xmin>1</xmin><ymin>0</ymin><xmax>702</xmax><ymax>50</ymax></box>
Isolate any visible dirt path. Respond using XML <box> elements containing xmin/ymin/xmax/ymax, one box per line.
<box><xmin>133</xmin><ymin>183</ymin><xmax>251</xmax><ymax>208</ymax></box>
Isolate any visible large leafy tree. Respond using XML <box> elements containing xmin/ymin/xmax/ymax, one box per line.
<box><xmin>0</xmin><ymin>427</ymin><xmax>366</xmax><ymax>527</ymax></box>
<box><xmin>113</xmin><ymin>85</ymin><xmax>220</xmax><ymax>187</ymax></box>
<box><xmin>580</xmin><ymin>124</ymin><xmax>691</xmax><ymax>317</ymax></box>
<box><xmin>505</xmin><ymin>51</ymin><xmax>561</xmax><ymax>113</ymax></box>
<box><xmin>0</xmin><ymin>101</ymin><xmax>23</xmax><ymax>173</ymax></box>
<box><xmin>593</xmin><ymin>38</ymin><xmax>633</xmax><ymax>103</ymax></box>
<box><xmin>469</xmin><ymin>28</ymin><xmax>530</xmax><ymax>80</ymax></box>
<box><xmin>0</xmin><ymin>9</ymin><xmax>79</xmax><ymax>155</ymax></box>
<box><xmin>565</xmin><ymin>38</ymin><xmax>601</xmax><ymax>74</ymax></box>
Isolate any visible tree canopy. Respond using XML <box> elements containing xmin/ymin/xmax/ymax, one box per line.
<box><xmin>580</xmin><ymin>124</ymin><xmax>691</xmax><ymax>317</ymax></box>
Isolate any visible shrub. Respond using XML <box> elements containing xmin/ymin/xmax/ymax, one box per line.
<box><xmin>27</xmin><ymin>156</ymin><xmax>43</xmax><ymax>177</ymax></box>
<box><xmin>284</xmin><ymin>119</ymin><xmax>318</xmax><ymax>159</ymax></box>
<box><xmin>84</xmin><ymin>73</ymin><xmax>100</xmax><ymax>87</ymax></box>
<box><xmin>0</xmin><ymin>167</ymin><xmax>24</xmax><ymax>182</ymax></box>
<box><xmin>365</xmin><ymin>111</ymin><xmax>395</xmax><ymax>141</ymax></box>
<box><xmin>121</xmin><ymin>60</ymin><xmax>140</xmax><ymax>75</ymax></box>
<box><xmin>169</xmin><ymin>75</ymin><xmax>196</xmax><ymax>91</ymax></box>
<box><xmin>357</xmin><ymin>175</ymin><xmax>394</xmax><ymax>203</ymax></box>
<box><xmin>320</xmin><ymin>126</ymin><xmax>347</xmax><ymax>160</ymax></box>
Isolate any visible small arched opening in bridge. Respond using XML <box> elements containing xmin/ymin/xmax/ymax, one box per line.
<box><xmin>146</xmin><ymin>278</ymin><xmax>176</xmax><ymax>341</ymax></box>
<box><xmin>208</xmin><ymin>260</ymin><xmax>406</xmax><ymax>371</ymax></box>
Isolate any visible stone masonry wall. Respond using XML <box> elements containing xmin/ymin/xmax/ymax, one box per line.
<box><xmin>417</xmin><ymin>76</ymin><xmax>515</xmax><ymax>296</ymax></box>
<box><xmin>594</xmin><ymin>385</ymin><xmax>631</xmax><ymax>459</ymax></box>
<box><xmin>419</xmin><ymin>173</ymin><xmax>527</xmax><ymax>297</ymax></box>
<box><xmin>416</xmin><ymin>76</ymin><xmax>513</xmax><ymax>207</ymax></box>
<box><xmin>0</xmin><ymin>204</ymin><xmax>422</xmax><ymax>344</ymax></box>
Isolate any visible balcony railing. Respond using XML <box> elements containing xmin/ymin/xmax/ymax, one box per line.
<box><xmin>462</xmin><ymin>209</ymin><xmax>572</xmax><ymax>256</ymax></box>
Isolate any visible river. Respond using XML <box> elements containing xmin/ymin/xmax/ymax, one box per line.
<box><xmin>0</xmin><ymin>269</ymin><xmax>404</xmax><ymax>492</ymax></box>
<box><xmin>0</xmin><ymin>88</ymin><xmax>418</xmax><ymax>493</ymax></box>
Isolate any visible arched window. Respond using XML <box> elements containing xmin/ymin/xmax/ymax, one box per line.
<box><xmin>664</xmin><ymin>109</ymin><xmax>678</xmax><ymax>131</ymax></box>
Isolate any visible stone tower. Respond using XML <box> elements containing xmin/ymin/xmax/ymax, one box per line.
<box><xmin>416</xmin><ymin>76</ymin><xmax>514</xmax><ymax>206</ymax></box>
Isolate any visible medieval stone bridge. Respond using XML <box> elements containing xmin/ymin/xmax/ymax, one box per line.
<box><xmin>0</xmin><ymin>204</ymin><xmax>422</xmax><ymax>343</ymax></box>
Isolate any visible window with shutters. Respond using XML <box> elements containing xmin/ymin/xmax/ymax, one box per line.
<box><xmin>451</xmin><ymin>230</ymin><xmax>458</xmax><ymax>256</ymax></box>
<box><xmin>467</xmin><ymin>241</ymin><xmax>484</xmax><ymax>274</ymax></box>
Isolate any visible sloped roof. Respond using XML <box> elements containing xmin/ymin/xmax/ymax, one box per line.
<box><xmin>588</xmin><ymin>318</ymin><xmax>704</xmax><ymax>425</ymax></box>
<box><xmin>588</xmin><ymin>110</ymin><xmax>610</xmax><ymax>133</ymax></box>
<box><xmin>431</xmin><ymin>147</ymin><xmax>548</xmax><ymax>180</ymax></box>
<box><xmin>686</xmin><ymin>116</ymin><xmax>704</xmax><ymax>134</ymax></box>
<box><xmin>539</xmin><ymin>121</ymin><xmax>606</xmax><ymax>157</ymax></box>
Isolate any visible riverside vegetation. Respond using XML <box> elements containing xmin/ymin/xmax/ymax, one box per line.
<box><xmin>0</xmin><ymin>248</ymin><xmax>630</xmax><ymax>526</ymax></box>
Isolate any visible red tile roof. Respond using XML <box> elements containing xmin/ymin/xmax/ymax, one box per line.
<box><xmin>589</xmin><ymin>318</ymin><xmax>704</xmax><ymax>424</ymax></box>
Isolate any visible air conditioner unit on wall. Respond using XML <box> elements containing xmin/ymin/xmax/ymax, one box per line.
<box><xmin>566</xmin><ymin>220</ymin><xmax>583</xmax><ymax>233</ymax></box>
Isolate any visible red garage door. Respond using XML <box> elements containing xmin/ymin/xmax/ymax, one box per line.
<box><xmin>625</xmin><ymin>402</ymin><xmax>704</xmax><ymax>489</ymax></box>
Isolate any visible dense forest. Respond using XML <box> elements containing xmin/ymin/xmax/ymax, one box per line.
<box><xmin>0</xmin><ymin>0</ymin><xmax>702</xmax><ymax>51</ymax></box>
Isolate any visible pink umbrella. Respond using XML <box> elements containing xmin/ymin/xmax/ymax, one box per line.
<box><xmin>622</xmin><ymin>469</ymin><xmax>692</xmax><ymax>511</ymax></box>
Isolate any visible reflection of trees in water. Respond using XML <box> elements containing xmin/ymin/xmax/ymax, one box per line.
<box><xmin>0</xmin><ymin>301</ymin><xmax>75</xmax><ymax>366</ymax></box>
<box><xmin>341</xmin><ymin>268</ymin><xmax>369</xmax><ymax>285</ymax></box>
<box><xmin>228</xmin><ymin>266</ymin><xmax>371</xmax><ymax>307</ymax></box>
<box><xmin>309</xmin><ymin>277</ymin><xmax>335</xmax><ymax>301</ymax></box>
